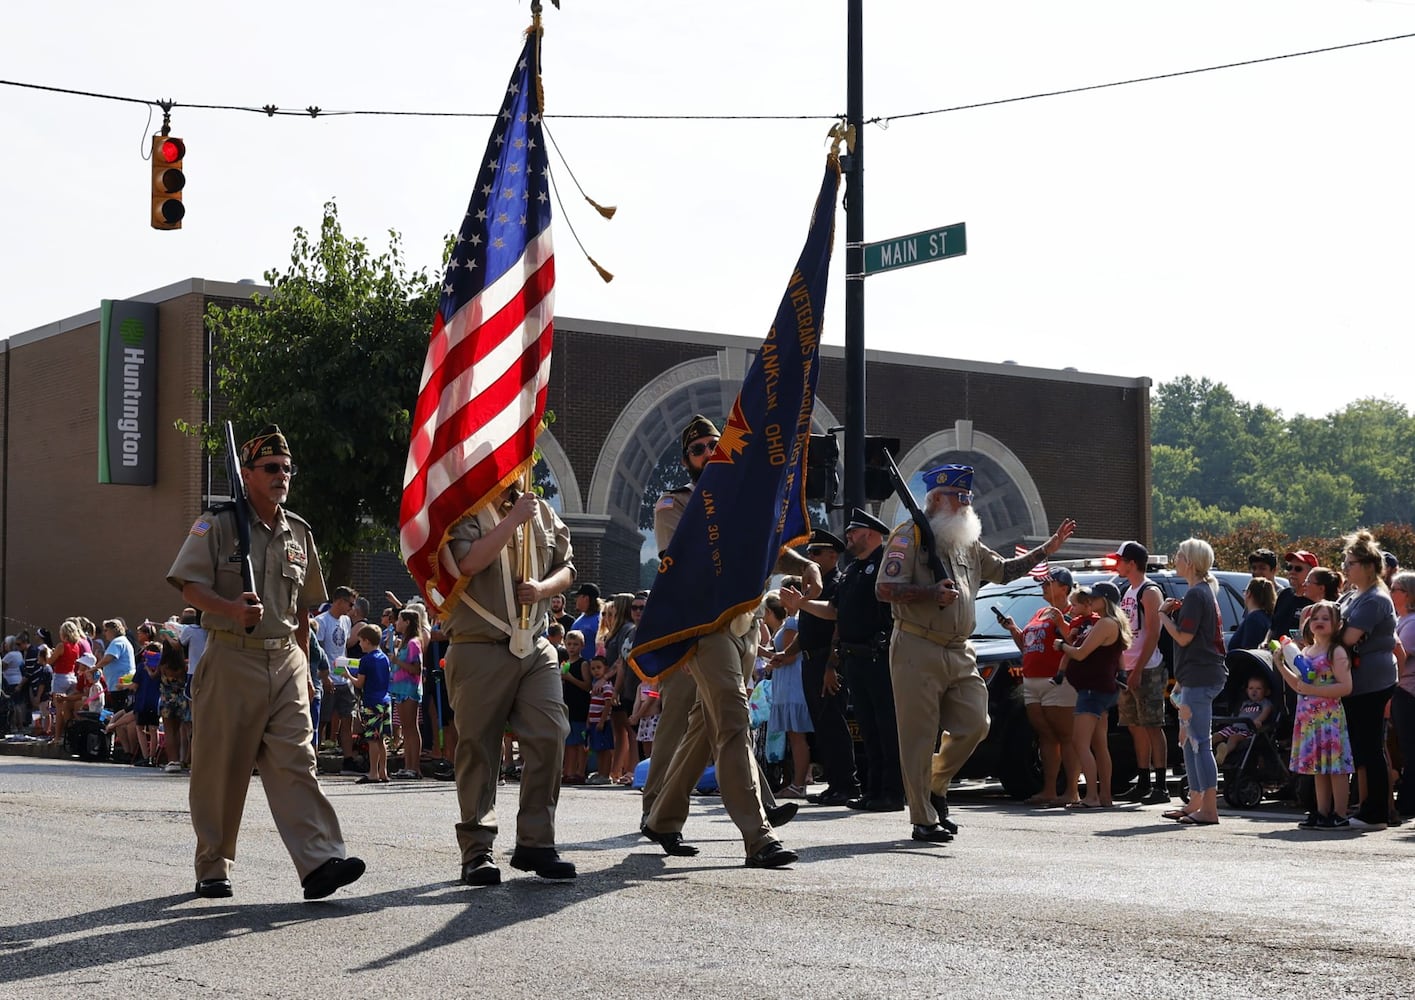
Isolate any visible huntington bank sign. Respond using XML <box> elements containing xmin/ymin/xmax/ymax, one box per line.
<box><xmin>98</xmin><ymin>299</ymin><xmax>159</xmax><ymax>485</ymax></box>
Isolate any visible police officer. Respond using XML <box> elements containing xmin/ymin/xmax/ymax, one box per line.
<box><xmin>641</xmin><ymin>415</ymin><xmax>815</xmax><ymax>867</ymax></box>
<box><xmin>440</xmin><ymin>483</ymin><xmax>577</xmax><ymax>886</ymax></box>
<box><xmin>167</xmin><ymin>425</ymin><xmax>364</xmax><ymax>900</ymax></box>
<box><xmin>877</xmin><ymin>464</ymin><xmax>1074</xmax><ymax>842</ymax></box>
<box><xmin>825</xmin><ymin>509</ymin><xmax>905</xmax><ymax>812</ymax></box>
<box><xmin>778</xmin><ymin>528</ymin><xmax>859</xmax><ymax>805</ymax></box>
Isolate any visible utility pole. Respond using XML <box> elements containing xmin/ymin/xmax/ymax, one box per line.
<box><xmin>843</xmin><ymin>0</ymin><xmax>866</xmax><ymax>515</ymax></box>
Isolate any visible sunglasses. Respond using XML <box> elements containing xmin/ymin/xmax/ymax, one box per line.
<box><xmin>686</xmin><ymin>440</ymin><xmax>718</xmax><ymax>457</ymax></box>
<box><xmin>251</xmin><ymin>462</ymin><xmax>297</xmax><ymax>476</ymax></box>
<box><xmin>631</xmin><ymin>604</ymin><xmax>646</xmax><ymax>612</ymax></box>
<box><xmin>1284</xmin><ymin>564</ymin><xmax>1308</xmax><ymax>572</ymax></box>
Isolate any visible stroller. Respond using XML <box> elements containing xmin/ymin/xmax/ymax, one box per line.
<box><xmin>1215</xmin><ymin>647</ymin><xmax>1296</xmax><ymax>809</ymax></box>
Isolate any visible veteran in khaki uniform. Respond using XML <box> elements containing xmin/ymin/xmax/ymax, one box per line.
<box><xmin>640</xmin><ymin>416</ymin><xmax>817</xmax><ymax>869</ymax></box>
<box><xmin>877</xmin><ymin>464</ymin><xmax>1074</xmax><ymax>843</ymax></box>
<box><xmin>168</xmin><ymin>425</ymin><xmax>364</xmax><ymax>901</ymax></box>
<box><xmin>441</xmin><ymin>485</ymin><xmax>576</xmax><ymax>886</ymax></box>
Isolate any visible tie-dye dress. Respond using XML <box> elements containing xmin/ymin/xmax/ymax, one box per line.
<box><xmin>1289</xmin><ymin>651</ymin><xmax>1353</xmax><ymax>775</ymax></box>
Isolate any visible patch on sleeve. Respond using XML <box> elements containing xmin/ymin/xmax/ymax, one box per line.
<box><xmin>883</xmin><ymin>554</ymin><xmax>904</xmax><ymax>577</ymax></box>
<box><xmin>189</xmin><ymin>518</ymin><xmax>212</xmax><ymax>537</ymax></box>
<box><xmin>656</xmin><ymin>495</ymin><xmax>677</xmax><ymax>510</ymax></box>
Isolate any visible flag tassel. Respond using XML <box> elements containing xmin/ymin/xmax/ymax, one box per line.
<box><xmin>587</xmin><ymin>255</ymin><xmax>614</xmax><ymax>283</ymax></box>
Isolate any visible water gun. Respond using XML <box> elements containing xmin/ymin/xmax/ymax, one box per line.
<box><xmin>1268</xmin><ymin>637</ymin><xmax>1316</xmax><ymax>684</ymax></box>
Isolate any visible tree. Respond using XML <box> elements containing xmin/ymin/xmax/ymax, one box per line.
<box><xmin>201</xmin><ymin>201</ymin><xmax>441</xmax><ymax>583</ymax></box>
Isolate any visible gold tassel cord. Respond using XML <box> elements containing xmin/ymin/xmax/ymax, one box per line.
<box><xmin>586</xmin><ymin>197</ymin><xmax>617</xmax><ymax>220</ymax></box>
<box><xmin>588</xmin><ymin>256</ymin><xmax>614</xmax><ymax>283</ymax></box>
<box><xmin>543</xmin><ymin>122</ymin><xmax>617</xmax><ymax>225</ymax></box>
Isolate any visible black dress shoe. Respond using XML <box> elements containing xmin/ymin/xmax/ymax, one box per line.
<box><xmin>845</xmin><ymin>796</ymin><xmax>871</xmax><ymax>811</ymax></box>
<box><xmin>864</xmin><ymin>797</ymin><xmax>905</xmax><ymax>812</ymax></box>
<box><xmin>744</xmin><ymin>841</ymin><xmax>799</xmax><ymax>868</ymax></box>
<box><xmin>302</xmin><ymin>856</ymin><xmax>366</xmax><ymax>900</ymax></box>
<box><xmin>765</xmin><ymin>802</ymin><xmax>799</xmax><ymax>828</ymax></box>
<box><xmin>641</xmin><ymin>825</ymin><xmax>700</xmax><ymax>857</ymax></box>
<box><xmin>194</xmin><ymin>878</ymin><xmax>232</xmax><ymax>899</ymax></box>
<box><xmin>930</xmin><ymin>792</ymin><xmax>959</xmax><ymax>835</ymax></box>
<box><xmin>807</xmin><ymin>788</ymin><xmax>856</xmax><ymax>806</ymax></box>
<box><xmin>509</xmin><ymin>846</ymin><xmax>577</xmax><ymax>879</ymax></box>
<box><xmin>461</xmin><ymin>853</ymin><xmax>501</xmax><ymax>886</ymax></box>
<box><xmin>912</xmin><ymin>823</ymin><xmax>953</xmax><ymax>843</ymax></box>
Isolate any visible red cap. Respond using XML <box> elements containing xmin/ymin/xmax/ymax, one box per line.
<box><xmin>1283</xmin><ymin>550</ymin><xmax>1318</xmax><ymax>568</ymax></box>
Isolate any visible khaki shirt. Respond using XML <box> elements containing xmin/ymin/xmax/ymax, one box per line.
<box><xmin>880</xmin><ymin>521</ymin><xmax>1037</xmax><ymax>640</ymax></box>
<box><xmin>167</xmin><ymin>505</ymin><xmax>327</xmax><ymax>638</ymax></box>
<box><xmin>442</xmin><ymin>495</ymin><xmax>574</xmax><ymax>642</ymax></box>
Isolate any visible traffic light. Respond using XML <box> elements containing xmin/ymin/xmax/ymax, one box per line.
<box><xmin>863</xmin><ymin>435</ymin><xmax>902</xmax><ymax>502</ymax></box>
<box><xmin>805</xmin><ymin>432</ymin><xmax>840</xmax><ymax>503</ymax></box>
<box><xmin>151</xmin><ymin>135</ymin><xmax>186</xmax><ymax>230</ymax></box>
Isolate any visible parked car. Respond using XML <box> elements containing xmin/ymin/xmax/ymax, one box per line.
<box><xmin>959</xmin><ymin>564</ymin><xmax>1260</xmax><ymax>798</ymax></box>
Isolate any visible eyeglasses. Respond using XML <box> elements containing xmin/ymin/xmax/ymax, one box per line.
<box><xmin>687</xmin><ymin>439</ymin><xmax>718</xmax><ymax>457</ymax></box>
<box><xmin>1284</xmin><ymin>564</ymin><xmax>1308</xmax><ymax>573</ymax></box>
<box><xmin>251</xmin><ymin>462</ymin><xmax>297</xmax><ymax>476</ymax></box>
<box><xmin>940</xmin><ymin>490</ymin><xmax>974</xmax><ymax>504</ymax></box>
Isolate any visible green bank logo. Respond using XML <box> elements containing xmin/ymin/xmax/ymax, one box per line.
<box><xmin>120</xmin><ymin>317</ymin><xmax>146</xmax><ymax>347</ymax></box>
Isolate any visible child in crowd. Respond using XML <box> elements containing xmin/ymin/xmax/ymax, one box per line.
<box><xmin>80</xmin><ymin>656</ymin><xmax>106</xmax><ymax>717</ymax></box>
<box><xmin>1276</xmin><ymin>600</ymin><xmax>1354</xmax><ymax>830</ymax></box>
<box><xmin>129</xmin><ymin>643</ymin><xmax>164</xmax><ymax>766</ymax></box>
<box><xmin>585</xmin><ymin>655</ymin><xmax>616</xmax><ymax>785</ymax></box>
<box><xmin>1052</xmin><ymin>589</ymin><xmax>1099</xmax><ymax>687</ymax></box>
<box><xmin>352</xmin><ymin>623</ymin><xmax>392</xmax><ymax>784</ymax></box>
<box><xmin>561</xmin><ymin>630</ymin><xmax>592</xmax><ymax>784</ymax></box>
<box><xmin>157</xmin><ymin>638</ymin><xmax>191</xmax><ymax>773</ymax></box>
<box><xmin>389</xmin><ymin>609</ymin><xmax>424</xmax><ymax>780</ymax></box>
<box><xmin>1212</xmin><ymin>676</ymin><xmax>1274</xmax><ymax>766</ymax></box>
<box><xmin>628</xmin><ymin>679</ymin><xmax>661</xmax><ymax>759</ymax></box>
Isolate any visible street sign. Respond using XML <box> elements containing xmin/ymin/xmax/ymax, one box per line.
<box><xmin>862</xmin><ymin>222</ymin><xmax>966</xmax><ymax>275</ymax></box>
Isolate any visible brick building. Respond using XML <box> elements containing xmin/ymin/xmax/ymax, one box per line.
<box><xmin>0</xmin><ymin>278</ymin><xmax>1150</xmax><ymax>636</ymax></box>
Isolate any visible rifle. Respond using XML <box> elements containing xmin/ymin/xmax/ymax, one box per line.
<box><xmin>223</xmin><ymin>421</ymin><xmax>258</xmax><ymax>633</ymax></box>
<box><xmin>881</xmin><ymin>448</ymin><xmax>950</xmax><ymax>583</ymax></box>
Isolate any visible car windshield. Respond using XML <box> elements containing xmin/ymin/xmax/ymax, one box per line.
<box><xmin>974</xmin><ymin>582</ymin><xmax>1047</xmax><ymax>639</ymax></box>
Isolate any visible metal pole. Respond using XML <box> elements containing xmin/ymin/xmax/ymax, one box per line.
<box><xmin>843</xmin><ymin>0</ymin><xmax>866</xmax><ymax>515</ymax></box>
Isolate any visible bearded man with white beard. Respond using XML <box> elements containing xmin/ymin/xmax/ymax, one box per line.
<box><xmin>877</xmin><ymin>464</ymin><xmax>1076</xmax><ymax>843</ymax></box>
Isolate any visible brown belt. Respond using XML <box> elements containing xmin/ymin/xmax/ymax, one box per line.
<box><xmin>896</xmin><ymin>620</ymin><xmax>966</xmax><ymax>648</ymax></box>
<box><xmin>209</xmin><ymin>631</ymin><xmax>295</xmax><ymax>651</ymax></box>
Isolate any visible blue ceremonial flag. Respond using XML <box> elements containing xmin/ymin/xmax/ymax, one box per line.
<box><xmin>630</xmin><ymin>157</ymin><xmax>841</xmax><ymax>681</ymax></box>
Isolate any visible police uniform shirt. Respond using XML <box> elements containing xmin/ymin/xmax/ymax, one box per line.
<box><xmin>796</xmin><ymin>565</ymin><xmax>840</xmax><ymax>656</ymax></box>
<box><xmin>832</xmin><ymin>547</ymin><xmax>893</xmax><ymax>644</ymax></box>
<box><xmin>880</xmin><ymin>522</ymin><xmax>1036</xmax><ymax>638</ymax></box>
<box><xmin>442</xmin><ymin>496</ymin><xmax>574</xmax><ymax>642</ymax></box>
<box><xmin>167</xmin><ymin>505</ymin><xmax>326</xmax><ymax>637</ymax></box>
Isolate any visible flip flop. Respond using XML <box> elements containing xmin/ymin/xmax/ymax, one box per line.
<box><xmin>1161</xmin><ymin>809</ymin><xmax>1190</xmax><ymax>820</ymax></box>
<box><xmin>1064</xmin><ymin>800</ymin><xmax>1099</xmax><ymax>810</ymax></box>
<box><xmin>1177</xmin><ymin>815</ymin><xmax>1218</xmax><ymax>825</ymax></box>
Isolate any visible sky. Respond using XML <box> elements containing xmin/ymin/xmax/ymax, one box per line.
<box><xmin>3</xmin><ymin>1</ymin><xmax>1413</xmax><ymax>419</ymax></box>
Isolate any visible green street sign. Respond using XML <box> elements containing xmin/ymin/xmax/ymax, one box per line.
<box><xmin>862</xmin><ymin>222</ymin><xmax>967</xmax><ymax>275</ymax></box>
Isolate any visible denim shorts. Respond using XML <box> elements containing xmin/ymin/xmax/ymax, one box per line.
<box><xmin>1074</xmin><ymin>689</ymin><xmax>1119</xmax><ymax>718</ymax></box>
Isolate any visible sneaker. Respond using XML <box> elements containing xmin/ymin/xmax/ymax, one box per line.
<box><xmin>1297</xmin><ymin>811</ymin><xmax>1322</xmax><ymax>830</ymax></box>
<box><xmin>1348</xmin><ymin>815</ymin><xmax>1388</xmax><ymax>831</ymax></box>
<box><xmin>1323</xmin><ymin>814</ymin><xmax>1351</xmax><ymax>830</ymax></box>
<box><xmin>164</xmin><ymin>761</ymin><xmax>183</xmax><ymax>774</ymax></box>
<box><xmin>1117</xmin><ymin>783</ymin><xmax>1151</xmax><ymax>803</ymax></box>
<box><xmin>1141</xmin><ymin>786</ymin><xmax>1172</xmax><ymax>805</ymax></box>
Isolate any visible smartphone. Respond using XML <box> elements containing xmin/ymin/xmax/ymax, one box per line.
<box><xmin>991</xmin><ymin>605</ymin><xmax>1008</xmax><ymax>625</ymax></box>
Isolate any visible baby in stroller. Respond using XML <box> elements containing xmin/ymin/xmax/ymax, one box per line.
<box><xmin>1214</xmin><ymin>647</ymin><xmax>1293</xmax><ymax>808</ymax></box>
<box><xmin>1212</xmin><ymin>676</ymin><xmax>1275</xmax><ymax>766</ymax></box>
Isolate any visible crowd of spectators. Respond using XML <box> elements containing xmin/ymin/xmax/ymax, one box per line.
<box><xmin>4</xmin><ymin>529</ymin><xmax>1410</xmax><ymax>836</ymax></box>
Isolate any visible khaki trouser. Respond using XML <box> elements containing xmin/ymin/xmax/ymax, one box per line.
<box><xmin>641</xmin><ymin>635</ymin><xmax>778</xmax><ymax>820</ymax></box>
<box><xmin>888</xmin><ymin>629</ymin><xmax>991</xmax><ymax>826</ymax></box>
<box><xmin>444</xmin><ymin>637</ymin><xmax>568</xmax><ymax>860</ymax></box>
<box><xmin>646</xmin><ymin>629</ymin><xmax>773</xmax><ymax>855</ymax></box>
<box><xmin>189</xmin><ymin>638</ymin><xmax>345</xmax><ymax>882</ymax></box>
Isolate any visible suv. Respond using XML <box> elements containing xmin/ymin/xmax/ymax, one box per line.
<box><xmin>958</xmin><ymin>565</ymin><xmax>1257</xmax><ymax>798</ymax></box>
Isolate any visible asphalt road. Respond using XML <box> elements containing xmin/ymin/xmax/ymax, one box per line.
<box><xmin>1</xmin><ymin>756</ymin><xmax>1413</xmax><ymax>999</ymax></box>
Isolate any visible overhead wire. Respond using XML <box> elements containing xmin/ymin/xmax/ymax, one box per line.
<box><xmin>2</xmin><ymin>30</ymin><xmax>1413</xmax><ymax>126</ymax></box>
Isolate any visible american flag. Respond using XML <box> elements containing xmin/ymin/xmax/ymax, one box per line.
<box><xmin>399</xmin><ymin>29</ymin><xmax>553</xmax><ymax>612</ymax></box>
<box><xmin>1020</xmin><ymin>544</ymin><xmax>1050</xmax><ymax>580</ymax></box>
